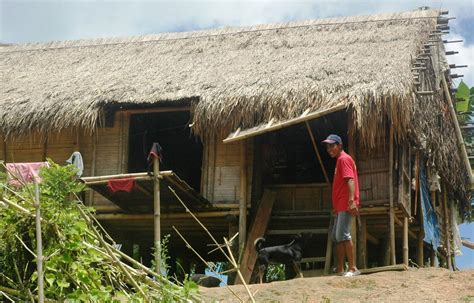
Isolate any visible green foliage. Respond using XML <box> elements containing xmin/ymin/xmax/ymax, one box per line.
<box><xmin>0</xmin><ymin>161</ymin><xmax>199</xmax><ymax>302</ymax></box>
<box><xmin>266</xmin><ymin>264</ymin><xmax>285</xmax><ymax>282</ymax></box>
<box><xmin>455</xmin><ymin>81</ymin><xmax>471</xmax><ymax>112</ymax></box>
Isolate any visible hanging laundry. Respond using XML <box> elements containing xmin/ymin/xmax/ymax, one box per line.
<box><xmin>107</xmin><ymin>178</ymin><xmax>136</xmax><ymax>193</ymax></box>
<box><xmin>6</xmin><ymin>162</ymin><xmax>50</xmax><ymax>187</ymax></box>
<box><xmin>66</xmin><ymin>151</ymin><xmax>84</xmax><ymax>177</ymax></box>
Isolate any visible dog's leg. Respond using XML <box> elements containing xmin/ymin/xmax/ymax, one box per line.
<box><xmin>292</xmin><ymin>262</ymin><xmax>304</xmax><ymax>279</ymax></box>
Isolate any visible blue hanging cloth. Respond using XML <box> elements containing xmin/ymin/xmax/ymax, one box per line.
<box><xmin>420</xmin><ymin>165</ymin><xmax>440</xmax><ymax>249</ymax></box>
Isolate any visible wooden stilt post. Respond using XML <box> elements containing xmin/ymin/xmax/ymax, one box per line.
<box><xmin>352</xmin><ymin>216</ymin><xmax>357</xmax><ymax>266</ymax></box>
<box><xmin>442</xmin><ymin>185</ymin><xmax>452</xmax><ymax>270</ymax></box>
<box><xmin>88</xmin><ymin>131</ymin><xmax>97</xmax><ymax>206</ymax></box>
<box><xmin>417</xmin><ymin>191</ymin><xmax>425</xmax><ymax>267</ymax></box>
<box><xmin>358</xmin><ymin>217</ymin><xmax>367</xmax><ymax>269</ymax></box>
<box><xmin>42</xmin><ymin>136</ymin><xmax>48</xmax><ymax>161</ymax></box>
<box><xmin>403</xmin><ymin>217</ymin><xmax>409</xmax><ymax>266</ymax></box>
<box><xmin>34</xmin><ymin>181</ymin><xmax>44</xmax><ymax>303</ymax></box>
<box><xmin>430</xmin><ymin>248</ymin><xmax>436</xmax><ymax>267</ymax></box>
<box><xmin>153</xmin><ymin>156</ymin><xmax>161</xmax><ymax>274</ymax></box>
<box><xmin>389</xmin><ymin>125</ymin><xmax>396</xmax><ymax>265</ymax></box>
<box><xmin>323</xmin><ymin>216</ymin><xmax>334</xmax><ymax>275</ymax></box>
<box><xmin>239</xmin><ymin>140</ymin><xmax>248</xmax><ymax>260</ymax></box>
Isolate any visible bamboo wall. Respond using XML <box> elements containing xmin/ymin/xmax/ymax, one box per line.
<box><xmin>1</xmin><ymin>112</ymin><xmax>254</xmax><ymax>209</ymax></box>
<box><xmin>201</xmin><ymin>138</ymin><xmax>253</xmax><ymax>204</ymax></box>
<box><xmin>357</xmin><ymin>137</ymin><xmax>390</xmax><ymax>207</ymax></box>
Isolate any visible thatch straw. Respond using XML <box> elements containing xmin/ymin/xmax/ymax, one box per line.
<box><xmin>1</xmin><ymin>9</ymin><xmax>469</xmax><ymax>208</ymax></box>
<box><xmin>1</xmin><ymin>9</ymin><xmax>438</xmax><ymax>138</ymax></box>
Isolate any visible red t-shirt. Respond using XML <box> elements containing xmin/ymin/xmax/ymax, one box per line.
<box><xmin>332</xmin><ymin>151</ymin><xmax>360</xmax><ymax>213</ymax></box>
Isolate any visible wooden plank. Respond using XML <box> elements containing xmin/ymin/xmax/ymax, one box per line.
<box><xmin>359</xmin><ymin>264</ymin><xmax>408</xmax><ymax>274</ymax></box>
<box><xmin>235</xmin><ymin>190</ymin><xmax>276</xmax><ymax>284</ymax></box>
<box><xmin>223</xmin><ymin>104</ymin><xmax>346</xmax><ymax>143</ymax></box>
<box><xmin>266</xmin><ymin>228</ymin><xmax>328</xmax><ymax>235</ymax></box>
<box><xmin>239</xmin><ymin>140</ymin><xmax>248</xmax><ymax>257</ymax></box>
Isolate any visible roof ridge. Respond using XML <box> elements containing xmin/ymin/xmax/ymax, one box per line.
<box><xmin>2</xmin><ymin>9</ymin><xmax>440</xmax><ymax>53</ymax></box>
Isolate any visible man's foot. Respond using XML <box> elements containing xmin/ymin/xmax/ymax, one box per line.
<box><xmin>343</xmin><ymin>269</ymin><xmax>361</xmax><ymax>277</ymax></box>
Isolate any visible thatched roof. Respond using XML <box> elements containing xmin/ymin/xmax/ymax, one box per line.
<box><xmin>0</xmin><ymin>9</ymin><xmax>470</xmax><ymax>209</ymax></box>
<box><xmin>1</xmin><ymin>9</ymin><xmax>441</xmax><ymax>137</ymax></box>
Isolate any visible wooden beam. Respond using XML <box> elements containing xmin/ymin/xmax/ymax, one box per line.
<box><xmin>358</xmin><ymin>217</ymin><xmax>367</xmax><ymax>269</ymax></box>
<box><xmin>82</xmin><ymin>172</ymin><xmax>155</xmax><ymax>183</ymax></box>
<box><xmin>403</xmin><ymin>217</ymin><xmax>409</xmax><ymax>266</ymax></box>
<box><xmin>239</xmin><ymin>140</ymin><xmax>248</xmax><ymax>259</ymax></box>
<box><xmin>389</xmin><ymin>124</ymin><xmax>396</xmax><ymax>265</ymax></box>
<box><xmin>117</xmin><ymin>106</ymin><xmax>190</xmax><ymax>115</ymax></box>
<box><xmin>88</xmin><ymin>131</ymin><xmax>97</xmax><ymax>206</ymax></box>
<box><xmin>359</xmin><ymin>264</ymin><xmax>408</xmax><ymax>274</ymax></box>
<box><xmin>153</xmin><ymin>156</ymin><xmax>161</xmax><ymax>274</ymax></box>
<box><xmin>223</xmin><ymin>104</ymin><xmax>346</xmax><ymax>143</ymax></box>
<box><xmin>443</xmin><ymin>184</ymin><xmax>452</xmax><ymax>270</ymax></box>
<box><xmin>323</xmin><ymin>216</ymin><xmax>334</xmax><ymax>275</ymax></box>
<box><xmin>95</xmin><ymin>211</ymin><xmax>240</xmax><ymax>221</ymax></box>
<box><xmin>42</xmin><ymin>136</ymin><xmax>48</xmax><ymax>161</ymax></box>
<box><xmin>305</xmin><ymin>121</ymin><xmax>329</xmax><ymax>184</ymax></box>
<box><xmin>266</xmin><ymin>228</ymin><xmax>328</xmax><ymax>235</ymax></box>
<box><xmin>462</xmin><ymin>239</ymin><xmax>474</xmax><ymax>249</ymax></box>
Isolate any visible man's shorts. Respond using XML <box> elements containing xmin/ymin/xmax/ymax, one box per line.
<box><xmin>332</xmin><ymin>211</ymin><xmax>352</xmax><ymax>242</ymax></box>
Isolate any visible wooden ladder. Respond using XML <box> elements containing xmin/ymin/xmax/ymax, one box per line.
<box><xmin>235</xmin><ymin>189</ymin><xmax>276</xmax><ymax>284</ymax></box>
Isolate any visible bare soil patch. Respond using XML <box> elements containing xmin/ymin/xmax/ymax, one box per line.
<box><xmin>200</xmin><ymin>268</ymin><xmax>474</xmax><ymax>302</ymax></box>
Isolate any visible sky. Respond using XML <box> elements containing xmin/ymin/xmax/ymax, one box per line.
<box><xmin>0</xmin><ymin>0</ymin><xmax>473</xmax><ymax>268</ymax></box>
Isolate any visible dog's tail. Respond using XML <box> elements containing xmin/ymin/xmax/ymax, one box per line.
<box><xmin>254</xmin><ymin>237</ymin><xmax>265</xmax><ymax>252</ymax></box>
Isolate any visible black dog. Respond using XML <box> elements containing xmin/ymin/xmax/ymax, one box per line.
<box><xmin>254</xmin><ymin>234</ymin><xmax>307</xmax><ymax>284</ymax></box>
<box><xmin>190</xmin><ymin>274</ymin><xmax>221</xmax><ymax>287</ymax></box>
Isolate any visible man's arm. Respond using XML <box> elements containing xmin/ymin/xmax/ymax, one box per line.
<box><xmin>346</xmin><ymin>178</ymin><xmax>358</xmax><ymax>215</ymax></box>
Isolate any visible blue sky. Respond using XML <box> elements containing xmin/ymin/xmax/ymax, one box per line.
<box><xmin>1</xmin><ymin>0</ymin><xmax>473</xmax><ymax>268</ymax></box>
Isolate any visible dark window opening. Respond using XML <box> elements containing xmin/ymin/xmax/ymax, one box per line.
<box><xmin>261</xmin><ymin>110</ymin><xmax>348</xmax><ymax>185</ymax></box>
<box><xmin>128</xmin><ymin>111</ymin><xmax>203</xmax><ymax>192</ymax></box>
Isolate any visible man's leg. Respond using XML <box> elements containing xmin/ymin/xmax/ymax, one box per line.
<box><xmin>336</xmin><ymin>241</ymin><xmax>345</xmax><ymax>273</ymax></box>
<box><xmin>344</xmin><ymin>240</ymin><xmax>356</xmax><ymax>272</ymax></box>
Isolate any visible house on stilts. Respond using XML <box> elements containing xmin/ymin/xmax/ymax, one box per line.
<box><xmin>0</xmin><ymin>8</ymin><xmax>471</xmax><ymax>282</ymax></box>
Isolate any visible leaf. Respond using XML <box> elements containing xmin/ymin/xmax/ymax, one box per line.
<box><xmin>456</xmin><ymin>81</ymin><xmax>470</xmax><ymax>112</ymax></box>
<box><xmin>57</xmin><ymin>278</ymin><xmax>70</xmax><ymax>288</ymax></box>
<box><xmin>45</xmin><ymin>273</ymin><xmax>56</xmax><ymax>286</ymax></box>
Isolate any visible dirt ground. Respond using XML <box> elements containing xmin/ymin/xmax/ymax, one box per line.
<box><xmin>199</xmin><ymin>267</ymin><xmax>474</xmax><ymax>302</ymax></box>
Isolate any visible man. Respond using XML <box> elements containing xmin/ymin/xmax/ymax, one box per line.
<box><xmin>322</xmin><ymin>134</ymin><xmax>360</xmax><ymax>277</ymax></box>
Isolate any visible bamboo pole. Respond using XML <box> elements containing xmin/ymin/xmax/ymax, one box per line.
<box><xmin>305</xmin><ymin>121</ymin><xmax>329</xmax><ymax>184</ymax></box>
<box><xmin>88</xmin><ymin>131</ymin><xmax>97</xmax><ymax>206</ymax></box>
<box><xmin>34</xmin><ymin>181</ymin><xmax>44</xmax><ymax>303</ymax></box>
<box><xmin>75</xmin><ymin>204</ymin><xmax>148</xmax><ymax>301</ymax></box>
<box><xmin>403</xmin><ymin>217</ymin><xmax>409</xmax><ymax>266</ymax></box>
<box><xmin>442</xmin><ymin>185</ymin><xmax>452</xmax><ymax>270</ymax></box>
<box><xmin>441</xmin><ymin>76</ymin><xmax>473</xmax><ymax>183</ymax></box>
<box><xmin>94</xmin><ymin>210</ymin><xmax>240</xmax><ymax>220</ymax></box>
<box><xmin>418</xmin><ymin>199</ymin><xmax>425</xmax><ymax>267</ymax></box>
<box><xmin>389</xmin><ymin>125</ymin><xmax>396</xmax><ymax>265</ymax></box>
<box><xmin>81</xmin><ymin>172</ymin><xmax>155</xmax><ymax>183</ymax></box>
<box><xmin>414</xmin><ymin>152</ymin><xmax>420</xmax><ymax>216</ymax></box>
<box><xmin>153</xmin><ymin>156</ymin><xmax>161</xmax><ymax>275</ymax></box>
<box><xmin>239</xmin><ymin>140</ymin><xmax>247</xmax><ymax>259</ymax></box>
<box><xmin>358</xmin><ymin>217</ymin><xmax>367</xmax><ymax>269</ymax></box>
<box><xmin>323</xmin><ymin>216</ymin><xmax>333</xmax><ymax>275</ymax></box>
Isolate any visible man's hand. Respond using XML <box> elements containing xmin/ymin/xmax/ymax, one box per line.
<box><xmin>348</xmin><ymin>200</ymin><xmax>359</xmax><ymax>216</ymax></box>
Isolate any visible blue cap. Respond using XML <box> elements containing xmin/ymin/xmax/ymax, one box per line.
<box><xmin>322</xmin><ymin>134</ymin><xmax>342</xmax><ymax>145</ymax></box>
